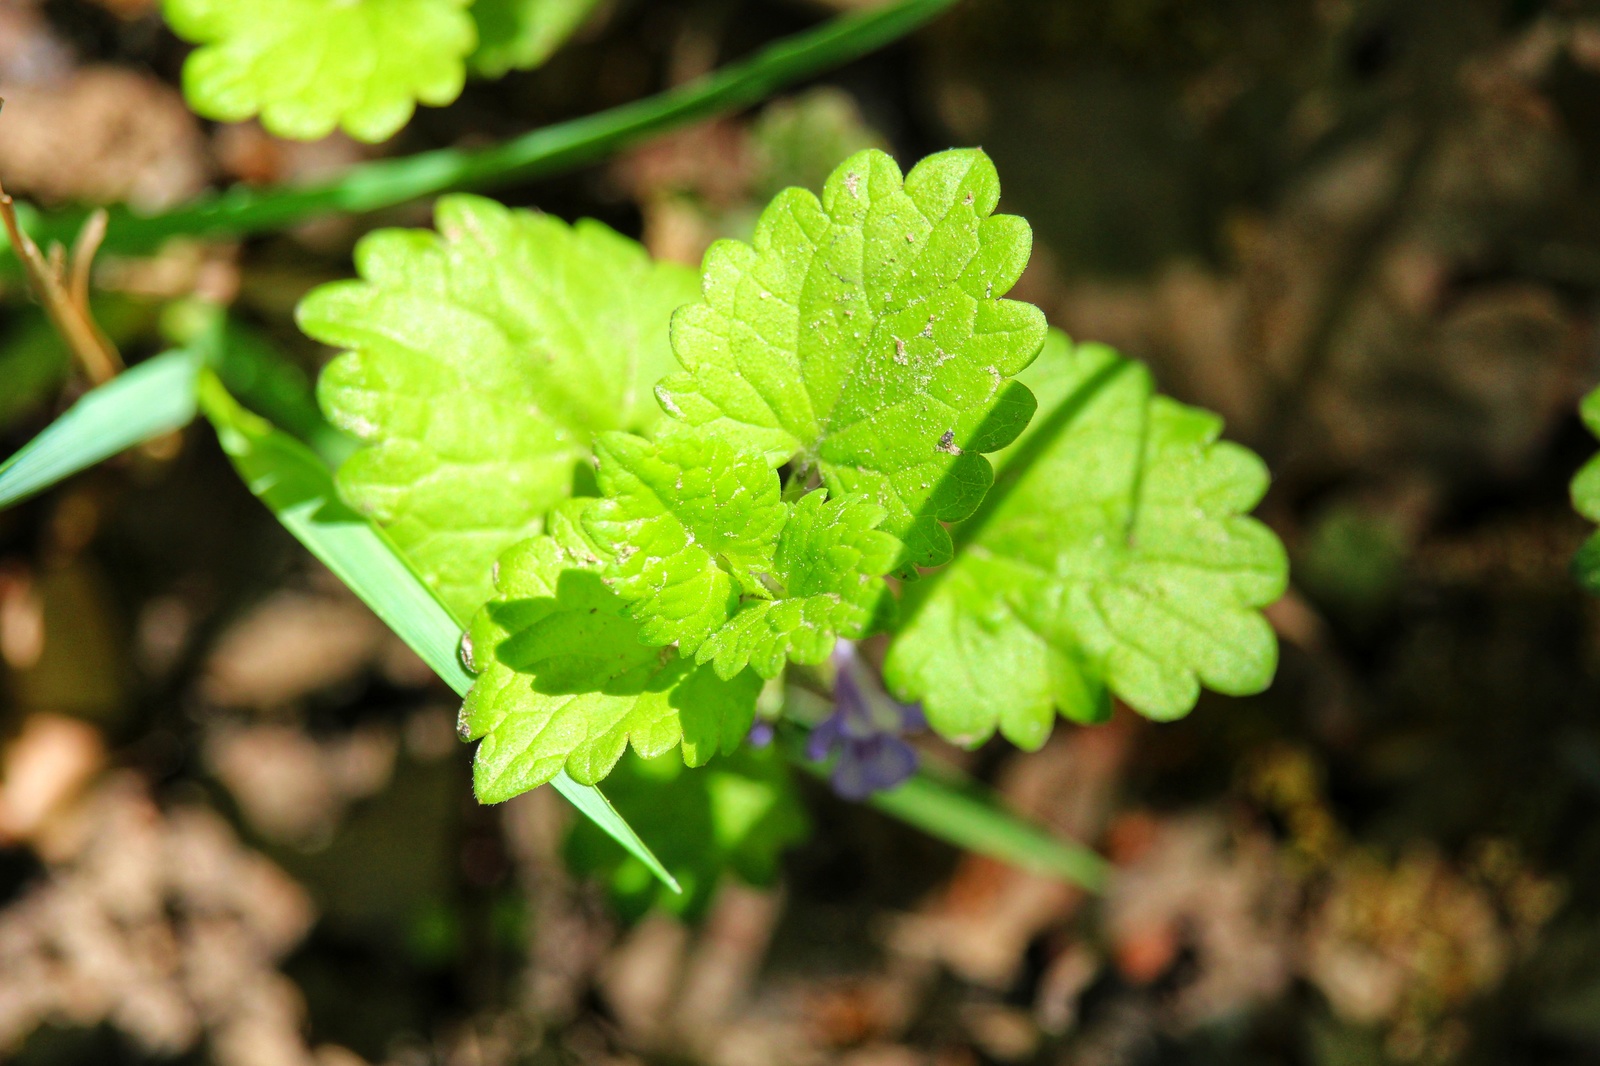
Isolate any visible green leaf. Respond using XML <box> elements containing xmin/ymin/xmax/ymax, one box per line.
<box><xmin>565</xmin><ymin>746</ymin><xmax>808</xmax><ymax>922</ymax></box>
<box><xmin>164</xmin><ymin>0</ymin><xmax>477</xmax><ymax>142</ymax></box>
<box><xmin>583</xmin><ymin>430</ymin><xmax>898</xmax><ymax>678</ymax></box>
<box><xmin>657</xmin><ymin>147</ymin><xmax>1048</xmax><ymax>570</ymax></box>
<box><xmin>195</xmin><ymin>371</ymin><xmax>679</xmax><ymax>893</ymax></box>
<box><xmin>460</xmin><ymin>503</ymin><xmax>762</xmax><ymax>797</ymax></box>
<box><xmin>25</xmin><ymin>0</ymin><xmax>961</xmax><ymax>259</ymax></box>
<box><xmin>750</xmin><ymin>87</ymin><xmax>888</xmax><ymax>202</ymax></box>
<box><xmin>469</xmin><ymin>0</ymin><xmax>600</xmax><ymax>77</ymax></box>
<box><xmin>299</xmin><ymin>195</ymin><xmax>697</xmax><ymax>619</ymax></box>
<box><xmin>584</xmin><ymin>430</ymin><xmax>787</xmax><ymax>652</ymax></box>
<box><xmin>697</xmin><ymin>489</ymin><xmax>899</xmax><ymax>679</ymax></box>
<box><xmin>0</xmin><ymin>349</ymin><xmax>203</xmax><ymax>512</ymax></box>
<box><xmin>885</xmin><ymin>333</ymin><xmax>1287</xmax><ymax>749</ymax></box>
<box><xmin>1572</xmin><ymin>387</ymin><xmax>1600</xmax><ymax>593</ymax></box>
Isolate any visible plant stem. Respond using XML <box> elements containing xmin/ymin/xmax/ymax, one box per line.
<box><xmin>0</xmin><ymin>181</ymin><xmax>121</xmax><ymax>385</ymax></box>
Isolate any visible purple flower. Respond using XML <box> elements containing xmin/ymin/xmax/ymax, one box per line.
<box><xmin>746</xmin><ymin>718</ymin><xmax>775</xmax><ymax>748</ymax></box>
<box><xmin>806</xmin><ymin>641</ymin><xmax>925</xmax><ymax>800</ymax></box>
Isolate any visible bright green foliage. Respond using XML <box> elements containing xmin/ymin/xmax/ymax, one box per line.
<box><xmin>564</xmin><ymin>746</ymin><xmax>808</xmax><ymax>921</ymax></box>
<box><xmin>461</xmin><ymin>504</ymin><xmax>761</xmax><ymax>799</ymax></box>
<box><xmin>698</xmin><ymin>490</ymin><xmax>900</xmax><ymax>679</ymax></box>
<box><xmin>885</xmin><ymin>334</ymin><xmax>1287</xmax><ymax>749</ymax></box>
<box><xmin>300</xmin><ymin>195</ymin><xmax>697</xmax><ymax>619</ymax></box>
<box><xmin>1571</xmin><ymin>387</ymin><xmax>1600</xmax><ymax>593</ymax></box>
<box><xmin>584</xmin><ymin>431</ymin><xmax>787</xmax><ymax>652</ymax></box>
<box><xmin>658</xmin><ymin>148</ymin><xmax>1048</xmax><ymax>571</ymax></box>
<box><xmin>584</xmin><ymin>430</ymin><xmax>899</xmax><ymax>679</ymax></box>
<box><xmin>198</xmin><ymin>374</ymin><xmax>677</xmax><ymax>887</ymax></box>
<box><xmin>461</xmin><ymin>424</ymin><xmax>897</xmax><ymax>796</ymax></box>
<box><xmin>164</xmin><ymin>0</ymin><xmax>476</xmax><ymax>142</ymax></box>
<box><xmin>470</xmin><ymin>0</ymin><xmax>600</xmax><ymax>77</ymax></box>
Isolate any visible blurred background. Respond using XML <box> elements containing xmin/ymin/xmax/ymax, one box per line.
<box><xmin>3</xmin><ymin>0</ymin><xmax>1600</xmax><ymax>1062</ymax></box>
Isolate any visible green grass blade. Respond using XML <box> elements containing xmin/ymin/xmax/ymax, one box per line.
<box><xmin>816</xmin><ymin>755</ymin><xmax>1110</xmax><ymax>891</ymax></box>
<box><xmin>21</xmin><ymin>0</ymin><xmax>956</xmax><ymax>256</ymax></box>
<box><xmin>0</xmin><ymin>348</ymin><xmax>203</xmax><ymax>511</ymax></box>
<box><xmin>165</xmin><ymin>300</ymin><xmax>356</xmax><ymax>465</ymax></box>
<box><xmin>196</xmin><ymin>371</ymin><xmax>680</xmax><ymax>893</ymax></box>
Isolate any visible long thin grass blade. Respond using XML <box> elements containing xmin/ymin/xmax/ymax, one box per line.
<box><xmin>19</xmin><ymin>0</ymin><xmax>957</xmax><ymax>257</ymax></box>
<box><xmin>0</xmin><ymin>347</ymin><xmax>202</xmax><ymax>511</ymax></box>
<box><xmin>197</xmin><ymin>371</ymin><xmax>680</xmax><ymax>892</ymax></box>
<box><xmin>862</xmin><ymin>760</ymin><xmax>1110</xmax><ymax>892</ymax></box>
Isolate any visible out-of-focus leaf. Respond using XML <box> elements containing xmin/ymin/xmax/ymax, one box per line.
<box><xmin>565</xmin><ymin>745</ymin><xmax>808</xmax><ymax>922</ymax></box>
<box><xmin>196</xmin><ymin>372</ymin><xmax>678</xmax><ymax>892</ymax></box>
<box><xmin>0</xmin><ymin>348</ymin><xmax>203</xmax><ymax>512</ymax></box>
<box><xmin>469</xmin><ymin>0</ymin><xmax>601</xmax><ymax>77</ymax></box>
<box><xmin>215</xmin><ymin>326</ymin><xmax>355</xmax><ymax>466</ymax></box>
<box><xmin>0</xmin><ymin>315</ymin><xmax>70</xmax><ymax>430</ymax></box>
<box><xmin>750</xmin><ymin>87</ymin><xmax>888</xmax><ymax>200</ymax></box>
<box><xmin>163</xmin><ymin>0</ymin><xmax>477</xmax><ymax>142</ymax></box>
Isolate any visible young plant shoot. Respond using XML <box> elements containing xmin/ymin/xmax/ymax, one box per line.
<box><xmin>295</xmin><ymin>147</ymin><xmax>1289</xmax><ymax>904</ymax></box>
<box><xmin>2</xmin><ymin>2</ymin><xmax>1160</xmax><ymax>913</ymax></box>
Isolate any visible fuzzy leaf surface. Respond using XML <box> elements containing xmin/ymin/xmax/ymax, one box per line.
<box><xmin>164</xmin><ymin>0</ymin><xmax>476</xmax><ymax>142</ymax></box>
<box><xmin>301</xmin><ymin>195</ymin><xmax>697</xmax><ymax>618</ymax></box>
<box><xmin>565</xmin><ymin>746</ymin><xmax>809</xmax><ymax>922</ymax></box>
<box><xmin>658</xmin><ymin>147</ymin><xmax>1048</xmax><ymax>570</ymax></box>
<box><xmin>885</xmin><ymin>334</ymin><xmax>1287</xmax><ymax>749</ymax></box>
<box><xmin>461</xmin><ymin>506</ymin><xmax>761</xmax><ymax>799</ymax></box>
<box><xmin>469</xmin><ymin>0</ymin><xmax>601</xmax><ymax>77</ymax></box>
<box><xmin>584</xmin><ymin>431</ymin><xmax>897</xmax><ymax>677</ymax></box>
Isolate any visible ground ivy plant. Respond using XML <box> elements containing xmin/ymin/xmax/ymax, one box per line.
<box><xmin>0</xmin><ymin>0</ymin><xmax>1223</xmax><ymax>917</ymax></box>
<box><xmin>300</xmin><ymin>148</ymin><xmax>1290</xmax><ymax>830</ymax></box>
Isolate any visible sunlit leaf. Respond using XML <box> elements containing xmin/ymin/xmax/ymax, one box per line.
<box><xmin>164</xmin><ymin>0</ymin><xmax>477</xmax><ymax>142</ymax></box>
<box><xmin>885</xmin><ymin>333</ymin><xmax>1288</xmax><ymax>749</ymax></box>
<box><xmin>300</xmin><ymin>195</ymin><xmax>697</xmax><ymax>619</ymax></box>
<box><xmin>658</xmin><ymin>147</ymin><xmax>1047</xmax><ymax>571</ymax></box>
<box><xmin>461</xmin><ymin>503</ymin><xmax>762</xmax><ymax>797</ymax></box>
<box><xmin>584</xmin><ymin>429</ymin><xmax>898</xmax><ymax>679</ymax></box>
<box><xmin>196</xmin><ymin>372</ymin><xmax>679</xmax><ymax>892</ymax></box>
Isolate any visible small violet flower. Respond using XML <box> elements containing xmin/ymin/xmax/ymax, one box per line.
<box><xmin>746</xmin><ymin>718</ymin><xmax>776</xmax><ymax>748</ymax></box>
<box><xmin>806</xmin><ymin>641</ymin><xmax>925</xmax><ymax>800</ymax></box>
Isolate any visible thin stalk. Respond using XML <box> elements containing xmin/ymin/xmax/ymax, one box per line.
<box><xmin>0</xmin><ymin>179</ymin><xmax>121</xmax><ymax>384</ymax></box>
